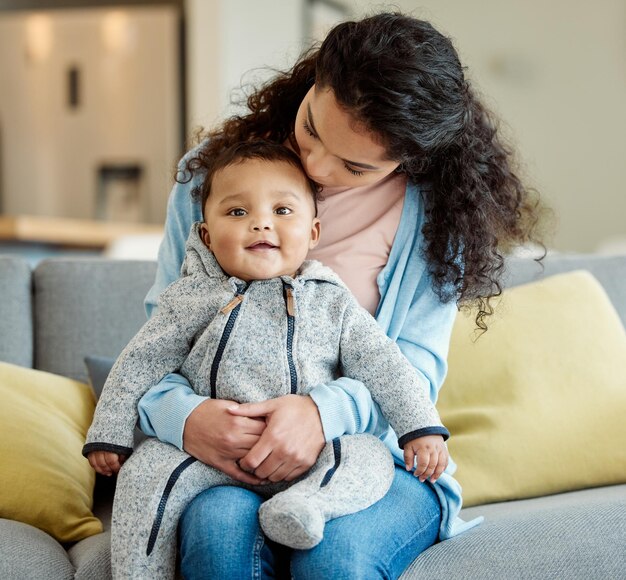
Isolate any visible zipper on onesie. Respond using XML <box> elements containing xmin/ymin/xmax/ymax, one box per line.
<box><xmin>210</xmin><ymin>286</ymin><xmax>247</xmax><ymax>399</ymax></box>
<box><xmin>283</xmin><ymin>283</ymin><xmax>298</xmax><ymax>394</ymax></box>
<box><xmin>146</xmin><ymin>456</ymin><xmax>197</xmax><ymax>556</ymax></box>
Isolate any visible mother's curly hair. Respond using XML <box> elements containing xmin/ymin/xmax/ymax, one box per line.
<box><xmin>182</xmin><ymin>12</ymin><xmax>547</xmax><ymax>329</ymax></box>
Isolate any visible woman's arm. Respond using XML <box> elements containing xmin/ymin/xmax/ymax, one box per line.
<box><xmin>138</xmin><ymin>373</ymin><xmax>205</xmax><ymax>449</ymax></box>
<box><xmin>144</xmin><ymin>152</ymin><xmax>203</xmax><ymax>317</ymax></box>
<box><xmin>140</xmin><ymin>150</ymin><xmax>204</xmax><ymax>447</ymax></box>
<box><xmin>140</xmin><ymin>263</ymin><xmax>454</xmax><ymax>486</ymax></box>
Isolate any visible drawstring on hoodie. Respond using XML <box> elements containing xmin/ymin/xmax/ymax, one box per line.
<box><xmin>220</xmin><ymin>295</ymin><xmax>244</xmax><ymax>314</ymax></box>
<box><xmin>285</xmin><ymin>287</ymin><xmax>295</xmax><ymax>317</ymax></box>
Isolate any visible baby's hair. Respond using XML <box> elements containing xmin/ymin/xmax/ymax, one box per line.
<box><xmin>197</xmin><ymin>140</ymin><xmax>319</xmax><ymax>217</ymax></box>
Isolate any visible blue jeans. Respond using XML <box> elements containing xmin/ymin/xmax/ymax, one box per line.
<box><xmin>178</xmin><ymin>466</ymin><xmax>441</xmax><ymax>580</ymax></box>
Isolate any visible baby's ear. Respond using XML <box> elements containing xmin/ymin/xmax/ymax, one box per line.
<box><xmin>199</xmin><ymin>223</ymin><xmax>212</xmax><ymax>251</ymax></box>
<box><xmin>309</xmin><ymin>218</ymin><xmax>321</xmax><ymax>249</ymax></box>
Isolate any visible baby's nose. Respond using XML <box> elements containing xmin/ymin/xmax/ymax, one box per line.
<box><xmin>251</xmin><ymin>217</ymin><xmax>273</xmax><ymax>231</ymax></box>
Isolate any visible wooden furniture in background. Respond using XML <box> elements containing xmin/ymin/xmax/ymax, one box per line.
<box><xmin>0</xmin><ymin>215</ymin><xmax>163</xmax><ymax>250</ymax></box>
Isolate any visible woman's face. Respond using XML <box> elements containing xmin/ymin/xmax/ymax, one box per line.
<box><xmin>293</xmin><ymin>85</ymin><xmax>400</xmax><ymax>188</ymax></box>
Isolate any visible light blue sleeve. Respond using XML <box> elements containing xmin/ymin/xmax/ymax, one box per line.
<box><xmin>310</xmin><ymin>211</ymin><xmax>457</xmax><ymax>445</ymax></box>
<box><xmin>390</xmin><ymin>268</ymin><xmax>458</xmax><ymax>406</ymax></box>
<box><xmin>308</xmin><ymin>378</ymin><xmax>390</xmax><ymax>440</ymax></box>
<box><xmin>137</xmin><ymin>374</ymin><xmax>206</xmax><ymax>450</ymax></box>
<box><xmin>143</xmin><ymin>152</ymin><xmax>204</xmax><ymax>318</ymax></box>
<box><xmin>308</xmin><ymin>294</ymin><xmax>455</xmax><ymax>447</ymax></box>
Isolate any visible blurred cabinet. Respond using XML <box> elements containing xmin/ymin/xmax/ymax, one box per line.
<box><xmin>0</xmin><ymin>5</ymin><xmax>182</xmax><ymax>224</ymax></box>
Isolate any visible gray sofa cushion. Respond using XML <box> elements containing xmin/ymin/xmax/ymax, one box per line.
<box><xmin>67</xmin><ymin>481</ymin><xmax>114</xmax><ymax>579</ymax></box>
<box><xmin>0</xmin><ymin>257</ymin><xmax>33</xmax><ymax>368</ymax></box>
<box><xmin>67</xmin><ymin>531</ymin><xmax>112</xmax><ymax>580</ymax></box>
<box><xmin>0</xmin><ymin>519</ymin><xmax>75</xmax><ymax>580</ymax></box>
<box><xmin>33</xmin><ymin>259</ymin><xmax>157</xmax><ymax>382</ymax></box>
<box><xmin>402</xmin><ymin>484</ymin><xmax>626</xmax><ymax>579</ymax></box>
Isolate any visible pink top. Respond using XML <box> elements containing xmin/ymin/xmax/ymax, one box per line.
<box><xmin>307</xmin><ymin>172</ymin><xmax>407</xmax><ymax>315</ymax></box>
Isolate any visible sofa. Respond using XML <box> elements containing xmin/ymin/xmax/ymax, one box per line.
<box><xmin>0</xmin><ymin>252</ymin><xmax>625</xmax><ymax>579</ymax></box>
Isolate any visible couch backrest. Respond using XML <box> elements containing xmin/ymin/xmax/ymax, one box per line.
<box><xmin>504</xmin><ymin>254</ymin><xmax>626</xmax><ymax>326</ymax></box>
<box><xmin>0</xmin><ymin>257</ymin><xmax>33</xmax><ymax>368</ymax></box>
<box><xmin>1</xmin><ymin>253</ymin><xmax>625</xmax><ymax>382</ymax></box>
<box><xmin>33</xmin><ymin>259</ymin><xmax>157</xmax><ymax>382</ymax></box>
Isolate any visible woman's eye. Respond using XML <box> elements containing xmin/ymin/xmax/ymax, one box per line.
<box><xmin>303</xmin><ymin>120</ymin><xmax>317</xmax><ymax>139</ymax></box>
<box><xmin>275</xmin><ymin>207</ymin><xmax>292</xmax><ymax>215</ymax></box>
<box><xmin>344</xmin><ymin>164</ymin><xmax>364</xmax><ymax>177</ymax></box>
<box><xmin>228</xmin><ymin>208</ymin><xmax>246</xmax><ymax>216</ymax></box>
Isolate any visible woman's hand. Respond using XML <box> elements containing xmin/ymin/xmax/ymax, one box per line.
<box><xmin>229</xmin><ymin>394</ymin><xmax>326</xmax><ymax>483</ymax></box>
<box><xmin>183</xmin><ymin>398</ymin><xmax>266</xmax><ymax>485</ymax></box>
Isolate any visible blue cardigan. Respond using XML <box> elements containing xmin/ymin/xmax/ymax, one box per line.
<box><xmin>139</xmin><ymin>158</ymin><xmax>482</xmax><ymax>539</ymax></box>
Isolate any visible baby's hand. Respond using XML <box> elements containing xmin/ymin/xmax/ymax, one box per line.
<box><xmin>87</xmin><ymin>451</ymin><xmax>127</xmax><ymax>476</ymax></box>
<box><xmin>403</xmin><ymin>435</ymin><xmax>448</xmax><ymax>483</ymax></box>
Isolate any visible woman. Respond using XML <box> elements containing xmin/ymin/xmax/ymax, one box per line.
<box><xmin>138</xmin><ymin>12</ymin><xmax>543</xmax><ymax>579</ymax></box>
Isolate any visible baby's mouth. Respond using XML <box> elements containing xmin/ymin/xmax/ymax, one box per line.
<box><xmin>247</xmin><ymin>241</ymin><xmax>278</xmax><ymax>250</ymax></box>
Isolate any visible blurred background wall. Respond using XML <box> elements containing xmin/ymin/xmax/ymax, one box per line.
<box><xmin>0</xmin><ymin>0</ymin><xmax>624</xmax><ymax>254</ymax></box>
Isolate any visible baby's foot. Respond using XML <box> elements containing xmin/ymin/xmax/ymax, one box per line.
<box><xmin>259</xmin><ymin>494</ymin><xmax>325</xmax><ymax>549</ymax></box>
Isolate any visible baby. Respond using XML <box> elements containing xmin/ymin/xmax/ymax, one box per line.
<box><xmin>83</xmin><ymin>140</ymin><xmax>449</xmax><ymax>579</ymax></box>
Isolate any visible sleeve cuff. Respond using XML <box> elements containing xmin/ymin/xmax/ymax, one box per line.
<box><xmin>309</xmin><ymin>382</ymin><xmax>362</xmax><ymax>442</ymax></box>
<box><xmin>397</xmin><ymin>426</ymin><xmax>450</xmax><ymax>449</ymax></box>
<box><xmin>82</xmin><ymin>442</ymin><xmax>133</xmax><ymax>458</ymax></box>
<box><xmin>308</xmin><ymin>378</ymin><xmax>390</xmax><ymax>442</ymax></box>
<box><xmin>138</xmin><ymin>376</ymin><xmax>207</xmax><ymax>450</ymax></box>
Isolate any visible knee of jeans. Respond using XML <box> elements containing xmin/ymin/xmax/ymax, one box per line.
<box><xmin>290</xmin><ymin>540</ymin><xmax>387</xmax><ymax>580</ymax></box>
<box><xmin>180</xmin><ymin>486</ymin><xmax>263</xmax><ymax>539</ymax></box>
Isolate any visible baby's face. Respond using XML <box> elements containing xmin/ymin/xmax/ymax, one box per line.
<box><xmin>201</xmin><ymin>159</ymin><xmax>320</xmax><ymax>282</ymax></box>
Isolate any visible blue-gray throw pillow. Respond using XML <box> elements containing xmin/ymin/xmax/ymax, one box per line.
<box><xmin>84</xmin><ymin>355</ymin><xmax>115</xmax><ymax>400</ymax></box>
<box><xmin>84</xmin><ymin>355</ymin><xmax>147</xmax><ymax>447</ymax></box>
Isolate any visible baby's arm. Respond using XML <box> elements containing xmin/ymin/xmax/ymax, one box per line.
<box><xmin>402</xmin><ymin>434</ymin><xmax>449</xmax><ymax>483</ymax></box>
<box><xmin>87</xmin><ymin>450</ymin><xmax>127</xmax><ymax>476</ymax></box>
<box><xmin>83</xmin><ymin>277</ymin><xmax>211</xmax><ymax>456</ymax></box>
<box><xmin>338</xmin><ymin>298</ymin><xmax>450</xmax><ymax>449</ymax></box>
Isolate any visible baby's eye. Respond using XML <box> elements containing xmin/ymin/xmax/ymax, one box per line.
<box><xmin>228</xmin><ymin>208</ymin><xmax>247</xmax><ymax>217</ymax></box>
<box><xmin>275</xmin><ymin>207</ymin><xmax>292</xmax><ymax>215</ymax></box>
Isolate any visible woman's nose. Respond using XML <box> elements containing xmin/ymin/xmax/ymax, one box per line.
<box><xmin>305</xmin><ymin>144</ymin><xmax>332</xmax><ymax>178</ymax></box>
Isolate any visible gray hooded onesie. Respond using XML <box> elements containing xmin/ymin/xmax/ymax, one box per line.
<box><xmin>83</xmin><ymin>223</ymin><xmax>449</xmax><ymax>579</ymax></box>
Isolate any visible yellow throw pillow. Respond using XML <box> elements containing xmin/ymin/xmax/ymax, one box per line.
<box><xmin>439</xmin><ymin>270</ymin><xmax>626</xmax><ymax>507</ymax></box>
<box><xmin>0</xmin><ymin>362</ymin><xmax>102</xmax><ymax>542</ymax></box>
